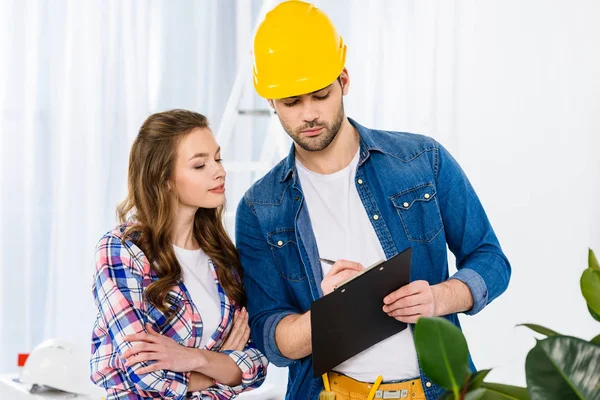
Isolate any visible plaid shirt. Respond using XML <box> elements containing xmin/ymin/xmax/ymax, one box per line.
<box><xmin>90</xmin><ymin>224</ymin><xmax>268</xmax><ymax>399</ymax></box>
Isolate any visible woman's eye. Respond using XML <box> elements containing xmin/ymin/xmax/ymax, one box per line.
<box><xmin>315</xmin><ymin>93</ymin><xmax>329</xmax><ymax>100</ymax></box>
<box><xmin>194</xmin><ymin>165</ymin><xmax>205</xmax><ymax>170</ymax></box>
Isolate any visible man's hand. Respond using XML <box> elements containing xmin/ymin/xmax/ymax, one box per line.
<box><xmin>382</xmin><ymin>280</ymin><xmax>436</xmax><ymax>323</ymax></box>
<box><xmin>383</xmin><ymin>279</ymin><xmax>474</xmax><ymax>323</ymax></box>
<box><xmin>320</xmin><ymin>260</ymin><xmax>363</xmax><ymax>295</ymax></box>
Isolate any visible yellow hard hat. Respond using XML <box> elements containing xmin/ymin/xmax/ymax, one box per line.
<box><xmin>252</xmin><ymin>0</ymin><xmax>347</xmax><ymax>99</ymax></box>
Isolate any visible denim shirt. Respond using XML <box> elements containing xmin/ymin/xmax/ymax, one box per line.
<box><xmin>235</xmin><ymin>118</ymin><xmax>511</xmax><ymax>400</ymax></box>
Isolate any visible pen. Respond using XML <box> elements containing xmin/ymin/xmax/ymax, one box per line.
<box><xmin>319</xmin><ymin>257</ymin><xmax>336</xmax><ymax>265</ymax></box>
<box><xmin>319</xmin><ymin>372</ymin><xmax>335</xmax><ymax>399</ymax></box>
<box><xmin>366</xmin><ymin>375</ymin><xmax>383</xmax><ymax>400</ymax></box>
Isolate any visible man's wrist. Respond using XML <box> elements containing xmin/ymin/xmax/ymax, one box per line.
<box><xmin>431</xmin><ymin>282</ymin><xmax>448</xmax><ymax>316</ymax></box>
<box><xmin>450</xmin><ymin>278</ymin><xmax>474</xmax><ymax>313</ymax></box>
<box><xmin>432</xmin><ymin>279</ymin><xmax>474</xmax><ymax>316</ymax></box>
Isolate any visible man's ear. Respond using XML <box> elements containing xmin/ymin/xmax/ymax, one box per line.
<box><xmin>339</xmin><ymin>68</ymin><xmax>350</xmax><ymax>95</ymax></box>
<box><xmin>268</xmin><ymin>99</ymin><xmax>275</xmax><ymax>109</ymax></box>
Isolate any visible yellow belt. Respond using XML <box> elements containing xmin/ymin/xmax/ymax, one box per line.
<box><xmin>322</xmin><ymin>372</ymin><xmax>426</xmax><ymax>400</ymax></box>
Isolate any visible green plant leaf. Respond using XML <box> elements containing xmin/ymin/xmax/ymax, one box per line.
<box><xmin>439</xmin><ymin>391</ymin><xmax>454</xmax><ymax>400</ymax></box>
<box><xmin>581</xmin><ymin>269</ymin><xmax>600</xmax><ymax>317</ymax></box>
<box><xmin>414</xmin><ymin>317</ymin><xmax>470</xmax><ymax>395</ymax></box>
<box><xmin>479</xmin><ymin>383</ymin><xmax>530</xmax><ymax>399</ymax></box>
<box><xmin>517</xmin><ymin>324</ymin><xmax>561</xmax><ymax>337</ymax></box>
<box><xmin>590</xmin><ymin>248</ymin><xmax>599</xmax><ymax>270</ymax></box>
<box><xmin>464</xmin><ymin>388</ymin><xmax>487</xmax><ymax>400</ymax></box>
<box><xmin>467</xmin><ymin>369</ymin><xmax>492</xmax><ymax>391</ymax></box>
<box><xmin>589</xmin><ymin>305</ymin><xmax>600</xmax><ymax>322</ymax></box>
<box><xmin>525</xmin><ymin>336</ymin><xmax>600</xmax><ymax>400</ymax></box>
<box><xmin>478</xmin><ymin>390</ymin><xmax>524</xmax><ymax>400</ymax></box>
<box><xmin>591</xmin><ymin>334</ymin><xmax>600</xmax><ymax>346</ymax></box>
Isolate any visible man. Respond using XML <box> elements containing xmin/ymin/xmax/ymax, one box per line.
<box><xmin>235</xmin><ymin>1</ymin><xmax>511</xmax><ymax>399</ymax></box>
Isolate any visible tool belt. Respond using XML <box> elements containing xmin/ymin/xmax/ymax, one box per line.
<box><xmin>320</xmin><ymin>371</ymin><xmax>426</xmax><ymax>400</ymax></box>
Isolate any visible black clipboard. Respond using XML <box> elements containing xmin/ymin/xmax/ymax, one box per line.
<box><xmin>310</xmin><ymin>247</ymin><xmax>412</xmax><ymax>378</ymax></box>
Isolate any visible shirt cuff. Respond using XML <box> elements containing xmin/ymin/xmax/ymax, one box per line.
<box><xmin>160</xmin><ymin>370</ymin><xmax>190</xmax><ymax>399</ymax></box>
<box><xmin>450</xmin><ymin>268</ymin><xmax>488</xmax><ymax>315</ymax></box>
<box><xmin>221</xmin><ymin>350</ymin><xmax>254</xmax><ymax>381</ymax></box>
<box><xmin>212</xmin><ymin>350</ymin><xmax>260</xmax><ymax>395</ymax></box>
<box><xmin>264</xmin><ymin>310</ymin><xmax>297</xmax><ymax>367</ymax></box>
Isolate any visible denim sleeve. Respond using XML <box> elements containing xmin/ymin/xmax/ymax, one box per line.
<box><xmin>434</xmin><ymin>141</ymin><xmax>511</xmax><ymax>315</ymax></box>
<box><xmin>235</xmin><ymin>198</ymin><xmax>299</xmax><ymax>367</ymax></box>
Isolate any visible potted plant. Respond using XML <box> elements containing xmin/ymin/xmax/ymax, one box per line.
<box><xmin>414</xmin><ymin>249</ymin><xmax>600</xmax><ymax>399</ymax></box>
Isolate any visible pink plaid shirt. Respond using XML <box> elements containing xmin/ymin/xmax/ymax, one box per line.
<box><xmin>90</xmin><ymin>224</ymin><xmax>268</xmax><ymax>399</ymax></box>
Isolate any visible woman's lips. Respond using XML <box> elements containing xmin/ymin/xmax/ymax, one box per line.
<box><xmin>209</xmin><ymin>184</ymin><xmax>225</xmax><ymax>194</ymax></box>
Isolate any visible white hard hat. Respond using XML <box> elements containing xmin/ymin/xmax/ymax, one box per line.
<box><xmin>19</xmin><ymin>338</ymin><xmax>99</xmax><ymax>395</ymax></box>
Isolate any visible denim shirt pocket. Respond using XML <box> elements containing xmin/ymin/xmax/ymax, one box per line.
<box><xmin>391</xmin><ymin>183</ymin><xmax>443</xmax><ymax>243</ymax></box>
<box><xmin>267</xmin><ymin>229</ymin><xmax>307</xmax><ymax>282</ymax></box>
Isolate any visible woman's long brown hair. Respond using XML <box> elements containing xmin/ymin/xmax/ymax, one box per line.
<box><xmin>117</xmin><ymin>109</ymin><xmax>245</xmax><ymax>317</ymax></box>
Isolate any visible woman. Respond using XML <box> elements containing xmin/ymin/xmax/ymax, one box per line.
<box><xmin>90</xmin><ymin>109</ymin><xmax>268</xmax><ymax>399</ymax></box>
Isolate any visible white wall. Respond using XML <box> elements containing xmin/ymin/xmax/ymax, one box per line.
<box><xmin>452</xmin><ymin>0</ymin><xmax>600</xmax><ymax>386</ymax></box>
<box><xmin>317</xmin><ymin>0</ymin><xmax>600</xmax><ymax>387</ymax></box>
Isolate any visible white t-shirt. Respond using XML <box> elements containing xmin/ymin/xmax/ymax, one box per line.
<box><xmin>296</xmin><ymin>150</ymin><xmax>420</xmax><ymax>383</ymax></box>
<box><xmin>173</xmin><ymin>245</ymin><xmax>221</xmax><ymax>348</ymax></box>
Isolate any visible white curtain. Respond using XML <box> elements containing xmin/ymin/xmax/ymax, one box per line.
<box><xmin>0</xmin><ymin>0</ymin><xmax>238</xmax><ymax>373</ymax></box>
<box><xmin>1</xmin><ymin>0</ymin><xmax>599</xmax><ymax>395</ymax></box>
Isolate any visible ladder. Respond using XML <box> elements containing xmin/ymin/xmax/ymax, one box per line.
<box><xmin>216</xmin><ymin>0</ymin><xmax>292</xmax><ymax>234</ymax></box>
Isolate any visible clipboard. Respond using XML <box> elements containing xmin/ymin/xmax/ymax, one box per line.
<box><xmin>310</xmin><ymin>247</ymin><xmax>412</xmax><ymax>378</ymax></box>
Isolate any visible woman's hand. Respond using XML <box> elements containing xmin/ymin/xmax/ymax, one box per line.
<box><xmin>122</xmin><ymin>323</ymin><xmax>204</xmax><ymax>374</ymax></box>
<box><xmin>221</xmin><ymin>307</ymin><xmax>250</xmax><ymax>351</ymax></box>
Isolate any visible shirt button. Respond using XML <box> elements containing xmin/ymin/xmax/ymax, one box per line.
<box><xmin>403</xmin><ymin>202</ymin><xmax>409</xmax><ymax>207</ymax></box>
<box><xmin>277</xmin><ymin>240</ymin><xmax>283</xmax><ymax>246</ymax></box>
<box><xmin>425</xmin><ymin>382</ymin><xmax>432</xmax><ymax>388</ymax></box>
<box><xmin>373</xmin><ymin>214</ymin><xmax>379</xmax><ymax>220</ymax></box>
<box><xmin>357</xmin><ymin>179</ymin><xmax>363</xmax><ymax>184</ymax></box>
<box><xmin>424</xmin><ymin>193</ymin><xmax>430</xmax><ymax>199</ymax></box>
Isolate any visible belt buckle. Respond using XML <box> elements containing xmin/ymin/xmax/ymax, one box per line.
<box><xmin>375</xmin><ymin>389</ymin><xmax>409</xmax><ymax>399</ymax></box>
